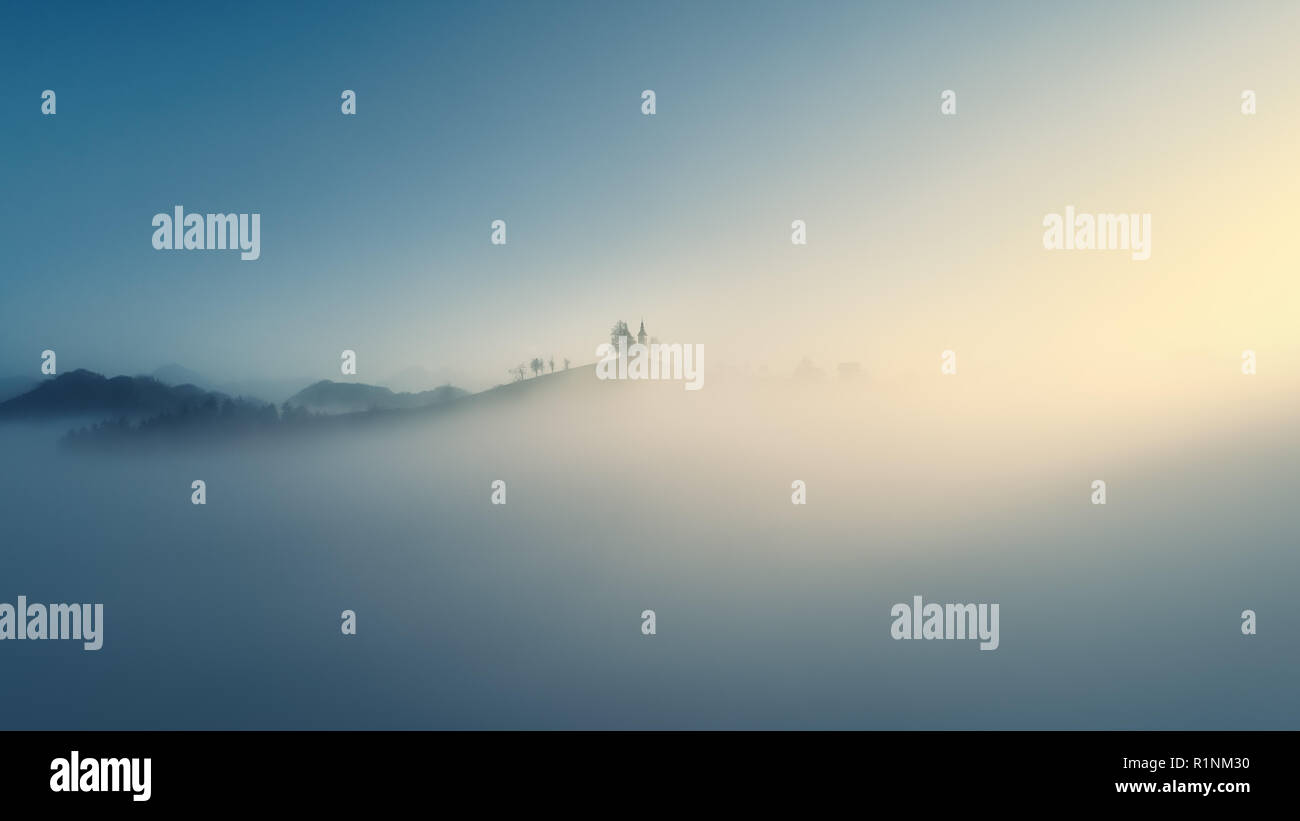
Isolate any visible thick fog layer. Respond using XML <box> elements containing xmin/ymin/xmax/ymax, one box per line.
<box><xmin>1</xmin><ymin>368</ymin><xmax>1295</xmax><ymax>728</ymax></box>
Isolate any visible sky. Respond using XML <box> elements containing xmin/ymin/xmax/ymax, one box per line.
<box><xmin>1</xmin><ymin>0</ymin><xmax>1298</xmax><ymax>731</ymax></box>
<box><xmin>2</xmin><ymin>0</ymin><xmax>1298</xmax><ymax>394</ymax></box>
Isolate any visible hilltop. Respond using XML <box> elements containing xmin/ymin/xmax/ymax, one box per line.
<box><xmin>284</xmin><ymin>380</ymin><xmax>467</xmax><ymax>415</ymax></box>
<box><xmin>0</xmin><ymin>370</ymin><xmax>233</xmax><ymax>419</ymax></box>
<box><xmin>7</xmin><ymin>364</ymin><xmax>606</xmax><ymax>449</ymax></box>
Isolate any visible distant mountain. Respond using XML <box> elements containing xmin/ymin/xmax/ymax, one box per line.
<box><xmin>151</xmin><ymin>364</ymin><xmax>315</xmax><ymax>405</ymax></box>
<box><xmin>216</xmin><ymin>378</ymin><xmax>315</xmax><ymax>405</ymax></box>
<box><xmin>384</xmin><ymin>365</ymin><xmax>441</xmax><ymax>394</ymax></box>
<box><xmin>59</xmin><ymin>364</ymin><xmax>593</xmax><ymax>448</ymax></box>
<box><xmin>385</xmin><ymin>365</ymin><xmax>481</xmax><ymax>394</ymax></box>
<box><xmin>0</xmin><ymin>369</ymin><xmax>225</xmax><ymax>419</ymax></box>
<box><xmin>284</xmin><ymin>380</ymin><xmax>468</xmax><ymax>415</ymax></box>
<box><xmin>152</xmin><ymin>363</ymin><xmax>210</xmax><ymax>388</ymax></box>
<box><xmin>0</xmin><ymin>376</ymin><xmax>40</xmax><ymax>403</ymax></box>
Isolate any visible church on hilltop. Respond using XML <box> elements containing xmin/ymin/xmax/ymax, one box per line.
<box><xmin>610</xmin><ymin>318</ymin><xmax>655</xmax><ymax>348</ymax></box>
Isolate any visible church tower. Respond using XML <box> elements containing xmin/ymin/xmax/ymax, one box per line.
<box><xmin>637</xmin><ymin>320</ymin><xmax>648</xmax><ymax>347</ymax></box>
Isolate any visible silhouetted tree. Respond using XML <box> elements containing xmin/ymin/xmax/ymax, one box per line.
<box><xmin>563</xmin><ymin>358</ymin><xmax>570</xmax><ymax>370</ymax></box>
<box><xmin>530</xmin><ymin>357</ymin><xmax>543</xmax><ymax>378</ymax></box>
<box><xmin>610</xmin><ymin>320</ymin><xmax>631</xmax><ymax>348</ymax></box>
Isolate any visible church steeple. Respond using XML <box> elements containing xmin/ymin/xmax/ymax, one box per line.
<box><xmin>637</xmin><ymin>319</ymin><xmax>648</xmax><ymax>346</ymax></box>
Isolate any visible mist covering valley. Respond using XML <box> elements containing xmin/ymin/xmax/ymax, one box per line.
<box><xmin>0</xmin><ymin>362</ymin><xmax>1296</xmax><ymax>729</ymax></box>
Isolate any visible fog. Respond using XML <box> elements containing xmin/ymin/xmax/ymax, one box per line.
<box><xmin>1</xmin><ymin>370</ymin><xmax>1296</xmax><ymax>728</ymax></box>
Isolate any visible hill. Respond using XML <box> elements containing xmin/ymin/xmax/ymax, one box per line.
<box><xmin>284</xmin><ymin>380</ymin><xmax>468</xmax><ymax>415</ymax></box>
<box><xmin>0</xmin><ymin>376</ymin><xmax>40</xmax><ymax>403</ymax></box>
<box><xmin>54</xmin><ymin>364</ymin><xmax>600</xmax><ymax>448</ymax></box>
<box><xmin>151</xmin><ymin>363</ymin><xmax>210</xmax><ymax>389</ymax></box>
<box><xmin>0</xmin><ymin>369</ymin><xmax>227</xmax><ymax>419</ymax></box>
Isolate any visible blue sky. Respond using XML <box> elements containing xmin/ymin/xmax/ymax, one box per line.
<box><xmin>2</xmin><ymin>1</ymin><xmax>1294</xmax><ymax>390</ymax></box>
<box><xmin>0</xmin><ymin>0</ymin><xmax>978</xmax><ymax>388</ymax></box>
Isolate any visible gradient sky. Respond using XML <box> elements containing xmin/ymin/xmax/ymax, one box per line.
<box><xmin>2</xmin><ymin>1</ymin><xmax>1298</xmax><ymax>732</ymax></box>
<box><xmin>2</xmin><ymin>0</ymin><xmax>1297</xmax><ymax>393</ymax></box>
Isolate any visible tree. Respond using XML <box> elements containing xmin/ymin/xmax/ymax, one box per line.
<box><xmin>548</xmin><ymin>357</ymin><xmax>555</xmax><ymax>373</ymax></box>
<box><xmin>530</xmin><ymin>357</ymin><xmax>543</xmax><ymax>378</ymax></box>
<box><xmin>563</xmin><ymin>358</ymin><xmax>570</xmax><ymax>370</ymax></box>
<box><xmin>510</xmin><ymin>364</ymin><xmax>527</xmax><ymax>382</ymax></box>
<box><xmin>610</xmin><ymin>320</ymin><xmax>632</xmax><ymax>348</ymax></box>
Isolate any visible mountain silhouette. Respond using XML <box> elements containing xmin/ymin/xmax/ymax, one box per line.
<box><xmin>152</xmin><ymin>363</ymin><xmax>210</xmax><ymax>388</ymax></box>
<box><xmin>0</xmin><ymin>375</ymin><xmax>40</xmax><ymax>403</ymax></box>
<box><xmin>0</xmin><ymin>369</ymin><xmax>228</xmax><ymax>419</ymax></box>
<box><xmin>384</xmin><ymin>364</ymin><xmax>474</xmax><ymax>394</ymax></box>
<box><xmin>285</xmin><ymin>380</ymin><xmax>468</xmax><ymax>414</ymax></box>
<box><xmin>51</xmin><ymin>364</ymin><xmax>594</xmax><ymax>449</ymax></box>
